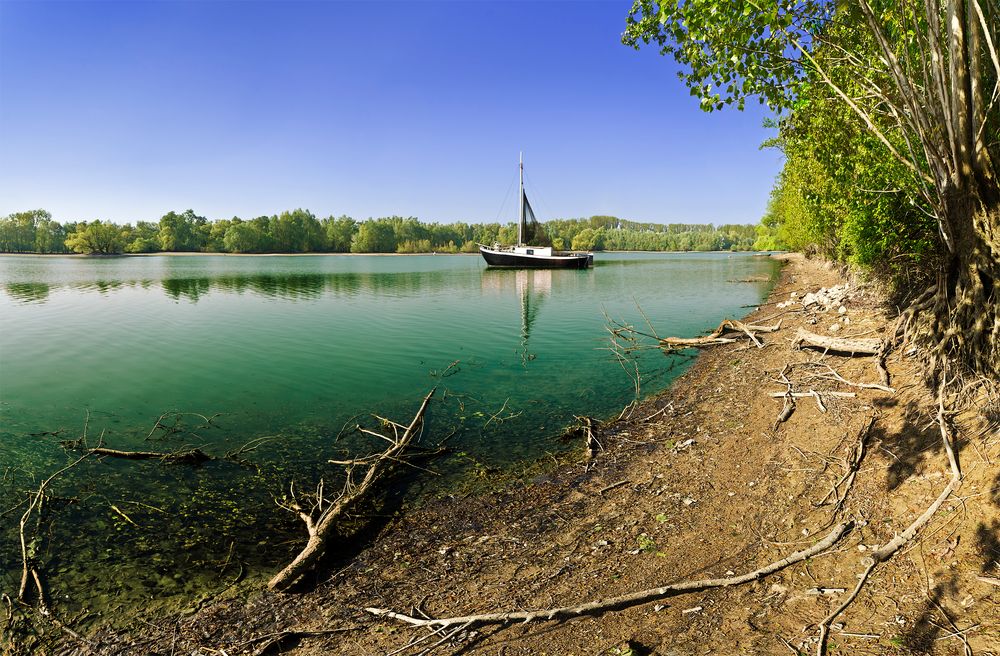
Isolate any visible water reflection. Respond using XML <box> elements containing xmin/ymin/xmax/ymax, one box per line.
<box><xmin>1</xmin><ymin>269</ymin><xmax>462</xmax><ymax>304</ymax></box>
<box><xmin>4</xmin><ymin>282</ymin><xmax>50</xmax><ymax>304</ymax></box>
<box><xmin>162</xmin><ymin>277</ymin><xmax>212</xmax><ymax>302</ymax></box>
<box><xmin>481</xmin><ymin>269</ymin><xmax>552</xmax><ymax>364</ymax></box>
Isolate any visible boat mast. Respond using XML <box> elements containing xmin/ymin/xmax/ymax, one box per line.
<box><xmin>517</xmin><ymin>152</ymin><xmax>524</xmax><ymax>247</ymax></box>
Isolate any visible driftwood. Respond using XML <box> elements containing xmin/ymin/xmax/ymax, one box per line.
<box><xmin>767</xmin><ymin>391</ymin><xmax>857</xmax><ymax>399</ymax></box>
<box><xmin>792</xmin><ymin>328</ymin><xmax>882</xmax><ymax>356</ymax></box>
<box><xmin>367</xmin><ymin>521</ymin><xmax>850</xmax><ymax>629</ymax></box>
<box><xmin>268</xmin><ymin>388</ymin><xmax>436</xmax><ymax>591</ymax></box>
<box><xmin>658</xmin><ymin>319</ymin><xmax>782</xmax><ymax>349</ymax></box>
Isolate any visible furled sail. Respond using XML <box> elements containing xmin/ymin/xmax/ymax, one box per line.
<box><xmin>521</xmin><ymin>190</ymin><xmax>541</xmax><ymax>245</ymax></box>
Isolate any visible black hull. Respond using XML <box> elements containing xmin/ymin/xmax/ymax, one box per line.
<box><xmin>479</xmin><ymin>247</ymin><xmax>593</xmax><ymax>269</ymax></box>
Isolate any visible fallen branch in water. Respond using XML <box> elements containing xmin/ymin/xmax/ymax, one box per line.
<box><xmin>367</xmin><ymin>521</ymin><xmax>851</xmax><ymax>629</ymax></box>
<box><xmin>62</xmin><ymin>420</ymin><xmax>214</xmax><ymax>464</ymax></box>
<box><xmin>19</xmin><ymin>452</ymin><xmax>91</xmax><ymax>607</ymax></box>
<box><xmin>81</xmin><ymin>446</ymin><xmax>212</xmax><ymax>464</ymax></box>
<box><xmin>268</xmin><ymin>388</ymin><xmax>437</xmax><ymax>591</ymax></box>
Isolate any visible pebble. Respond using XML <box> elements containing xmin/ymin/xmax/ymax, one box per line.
<box><xmin>829</xmin><ymin>323</ymin><xmax>841</xmax><ymax>333</ymax></box>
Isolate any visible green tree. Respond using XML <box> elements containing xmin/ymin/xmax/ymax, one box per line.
<box><xmin>352</xmin><ymin>220</ymin><xmax>397</xmax><ymax>253</ymax></box>
<box><xmin>65</xmin><ymin>221</ymin><xmax>125</xmax><ymax>254</ymax></box>
<box><xmin>324</xmin><ymin>215</ymin><xmax>357</xmax><ymax>252</ymax></box>
<box><xmin>33</xmin><ymin>213</ymin><xmax>67</xmax><ymax>253</ymax></box>
<box><xmin>571</xmin><ymin>228</ymin><xmax>602</xmax><ymax>251</ymax></box>
<box><xmin>625</xmin><ymin>0</ymin><xmax>1000</xmax><ymax>375</ymax></box>
<box><xmin>158</xmin><ymin>209</ymin><xmax>206</xmax><ymax>252</ymax></box>
<box><xmin>0</xmin><ymin>210</ymin><xmax>50</xmax><ymax>252</ymax></box>
<box><xmin>223</xmin><ymin>221</ymin><xmax>264</xmax><ymax>253</ymax></box>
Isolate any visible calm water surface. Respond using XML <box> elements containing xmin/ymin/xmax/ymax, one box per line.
<box><xmin>0</xmin><ymin>253</ymin><xmax>778</xmax><ymax>620</ymax></box>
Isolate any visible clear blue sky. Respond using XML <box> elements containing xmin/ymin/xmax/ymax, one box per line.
<box><xmin>0</xmin><ymin>0</ymin><xmax>782</xmax><ymax>226</ymax></box>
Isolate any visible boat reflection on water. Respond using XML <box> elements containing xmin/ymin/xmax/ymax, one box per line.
<box><xmin>481</xmin><ymin>268</ymin><xmax>552</xmax><ymax>365</ymax></box>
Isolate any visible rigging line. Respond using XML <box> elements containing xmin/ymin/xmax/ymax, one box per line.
<box><xmin>495</xmin><ymin>172</ymin><xmax>518</xmax><ymax>223</ymax></box>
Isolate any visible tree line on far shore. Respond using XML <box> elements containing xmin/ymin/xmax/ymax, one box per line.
<box><xmin>0</xmin><ymin>209</ymin><xmax>767</xmax><ymax>255</ymax></box>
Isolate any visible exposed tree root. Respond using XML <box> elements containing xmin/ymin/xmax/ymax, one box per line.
<box><xmin>798</xmin><ymin>362</ymin><xmax>896</xmax><ymax>394</ymax></box>
<box><xmin>816</xmin><ymin>414</ymin><xmax>877</xmax><ymax>513</ymax></box>
<box><xmin>813</xmin><ymin>378</ymin><xmax>963</xmax><ymax>655</ymax></box>
<box><xmin>268</xmin><ymin>388</ymin><xmax>437</xmax><ymax>591</ymax></box>
<box><xmin>366</xmin><ymin>521</ymin><xmax>851</xmax><ymax>630</ymax></box>
<box><xmin>774</xmin><ymin>365</ymin><xmax>797</xmax><ymax>429</ymax></box>
<box><xmin>767</xmin><ymin>391</ymin><xmax>857</xmax><ymax>399</ymax></box>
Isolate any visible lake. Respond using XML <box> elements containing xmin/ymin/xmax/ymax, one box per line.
<box><xmin>0</xmin><ymin>252</ymin><xmax>778</xmax><ymax>621</ymax></box>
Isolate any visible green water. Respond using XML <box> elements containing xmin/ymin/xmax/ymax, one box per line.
<box><xmin>0</xmin><ymin>252</ymin><xmax>778</xmax><ymax>621</ymax></box>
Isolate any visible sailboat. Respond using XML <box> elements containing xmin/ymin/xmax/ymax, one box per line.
<box><xmin>479</xmin><ymin>155</ymin><xmax>594</xmax><ymax>269</ymax></box>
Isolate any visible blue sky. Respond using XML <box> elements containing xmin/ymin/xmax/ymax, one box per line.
<box><xmin>0</xmin><ymin>0</ymin><xmax>783</xmax><ymax>226</ymax></box>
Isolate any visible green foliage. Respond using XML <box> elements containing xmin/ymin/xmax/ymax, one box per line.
<box><xmin>623</xmin><ymin>0</ymin><xmax>832</xmax><ymax>113</ymax></box>
<box><xmin>625</xmin><ymin>0</ymin><xmax>943</xmax><ymax>275</ymax></box>
<box><xmin>324</xmin><ymin>215</ymin><xmax>357</xmax><ymax>252</ymax></box>
<box><xmin>65</xmin><ymin>221</ymin><xmax>125</xmax><ymax>254</ymax></box>
<box><xmin>352</xmin><ymin>219</ymin><xmax>398</xmax><ymax>253</ymax></box>
<box><xmin>754</xmin><ymin>16</ymin><xmax>937</xmax><ymax>271</ymax></box>
<box><xmin>158</xmin><ymin>210</ymin><xmax>206</xmax><ymax>252</ymax></box>
<box><xmin>0</xmin><ymin>210</ymin><xmax>67</xmax><ymax>253</ymax></box>
<box><xmin>571</xmin><ymin>227</ymin><xmax>603</xmax><ymax>251</ymax></box>
<box><xmin>2</xmin><ymin>209</ymin><xmax>766</xmax><ymax>255</ymax></box>
<box><xmin>222</xmin><ymin>221</ymin><xmax>264</xmax><ymax>253</ymax></box>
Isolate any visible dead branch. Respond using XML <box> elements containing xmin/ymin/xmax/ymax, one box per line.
<box><xmin>655</xmin><ymin>319</ymin><xmax>782</xmax><ymax>350</ymax></box>
<box><xmin>767</xmin><ymin>392</ymin><xmax>857</xmax><ymax>399</ymax></box>
<box><xmin>82</xmin><ymin>446</ymin><xmax>212</xmax><ymax>464</ymax></box>
<box><xmin>18</xmin><ymin>452</ymin><xmax>91</xmax><ymax>606</ymax></box>
<box><xmin>816</xmin><ymin>559</ymin><xmax>878</xmax><ymax>653</ymax></box>
<box><xmin>576</xmin><ymin>416</ymin><xmax>601</xmax><ymax>459</ymax></box>
<box><xmin>774</xmin><ymin>365</ymin><xmax>796</xmax><ymax>429</ymax></box>
<box><xmin>367</xmin><ymin>521</ymin><xmax>851</xmax><ymax>629</ymax></box>
<box><xmin>792</xmin><ymin>328</ymin><xmax>882</xmax><ymax>356</ymax></box>
<box><xmin>268</xmin><ymin>388</ymin><xmax>437</xmax><ymax>591</ymax></box>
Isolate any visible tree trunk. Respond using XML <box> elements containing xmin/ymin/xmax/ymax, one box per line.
<box><xmin>921</xmin><ymin>185</ymin><xmax>1000</xmax><ymax>376</ymax></box>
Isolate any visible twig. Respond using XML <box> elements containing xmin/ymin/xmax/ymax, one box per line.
<box><xmin>599</xmin><ymin>480</ymin><xmax>630</xmax><ymax>494</ymax></box>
